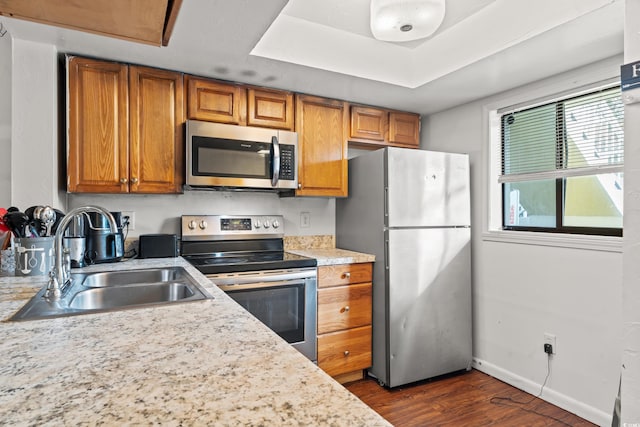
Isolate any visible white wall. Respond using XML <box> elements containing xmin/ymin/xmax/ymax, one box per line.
<box><xmin>423</xmin><ymin>56</ymin><xmax>623</xmax><ymax>425</ymax></box>
<box><xmin>0</xmin><ymin>33</ymin><xmax>10</xmax><ymax>206</ymax></box>
<box><xmin>622</xmin><ymin>0</ymin><xmax>640</xmax><ymax>423</ymax></box>
<box><xmin>68</xmin><ymin>192</ymin><xmax>335</xmax><ymax>238</ymax></box>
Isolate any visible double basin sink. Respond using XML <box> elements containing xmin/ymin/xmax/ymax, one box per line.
<box><xmin>10</xmin><ymin>267</ymin><xmax>211</xmax><ymax>321</ymax></box>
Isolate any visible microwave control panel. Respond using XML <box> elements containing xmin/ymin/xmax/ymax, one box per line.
<box><xmin>280</xmin><ymin>145</ymin><xmax>295</xmax><ymax>181</ymax></box>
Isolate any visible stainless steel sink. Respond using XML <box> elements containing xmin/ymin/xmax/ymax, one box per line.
<box><xmin>9</xmin><ymin>267</ymin><xmax>212</xmax><ymax>321</ymax></box>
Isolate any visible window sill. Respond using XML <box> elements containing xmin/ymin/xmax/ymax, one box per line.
<box><xmin>482</xmin><ymin>230</ymin><xmax>622</xmax><ymax>252</ymax></box>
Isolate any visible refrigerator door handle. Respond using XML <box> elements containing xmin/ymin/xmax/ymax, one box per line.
<box><xmin>384</xmin><ymin>187</ymin><xmax>389</xmax><ymax>220</ymax></box>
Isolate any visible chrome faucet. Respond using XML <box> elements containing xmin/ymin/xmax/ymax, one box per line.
<box><xmin>45</xmin><ymin>206</ymin><xmax>118</xmax><ymax>300</ymax></box>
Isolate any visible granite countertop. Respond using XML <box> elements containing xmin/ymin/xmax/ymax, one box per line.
<box><xmin>0</xmin><ymin>258</ymin><xmax>390</xmax><ymax>426</ymax></box>
<box><xmin>287</xmin><ymin>248</ymin><xmax>375</xmax><ymax>266</ymax></box>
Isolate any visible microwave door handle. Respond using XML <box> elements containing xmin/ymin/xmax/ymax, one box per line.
<box><xmin>271</xmin><ymin>135</ymin><xmax>280</xmax><ymax>187</ymax></box>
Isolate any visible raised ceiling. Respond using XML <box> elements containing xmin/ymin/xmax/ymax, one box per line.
<box><xmin>0</xmin><ymin>0</ymin><xmax>624</xmax><ymax>115</ymax></box>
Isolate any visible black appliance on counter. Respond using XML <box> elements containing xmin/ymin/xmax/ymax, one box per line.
<box><xmin>85</xmin><ymin>211</ymin><xmax>124</xmax><ymax>264</ymax></box>
<box><xmin>181</xmin><ymin>215</ymin><xmax>318</xmax><ymax>362</ymax></box>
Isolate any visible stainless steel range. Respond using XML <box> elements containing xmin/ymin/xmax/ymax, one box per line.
<box><xmin>181</xmin><ymin>215</ymin><xmax>317</xmax><ymax>362</ymax></box>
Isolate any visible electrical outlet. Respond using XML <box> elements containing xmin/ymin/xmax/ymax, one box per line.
<box><xmin>121</xmin><ymin>211</ymin><xmax>135</xmax><ymax>230</ymax></box>
<box><xmin>300</xmin><ymin>212</ymin><xmax>310</xmax><ymax>228</ymax></box>
<box><xmin>544</xmin><ymin>333</ymin><xmax>556</xmax><ymax>355</ymax></box>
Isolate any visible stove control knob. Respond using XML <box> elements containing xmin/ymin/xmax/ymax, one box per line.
<box><xmin>263</xmin><ymin>220</ymin><xmax>270</xmax><ymax>229</ymax></box>
<box><xmin>188</xmin><ymin>220</ymin><xmax>197</xmax><ymax>230</ymax></box>
<box><xmin>272</xmin><ymin>220</ymin><xmax>280</xmax><ymax>229</ymax></box>
<box><xmin>199</xmin><ymin>220</ymin><xmax>207</xmax><ymax>230</ymax></box>
<box><xmin>254</xmin><ymin>220</ymin><xmax>261</xmax><ymax>229</ymax></box>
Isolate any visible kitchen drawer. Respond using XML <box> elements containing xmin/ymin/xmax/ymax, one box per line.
<box><xmin>318</xmin><ymin>326</ymin><xmax>372</xmax><ymax>377</ymax></box>
<box><xmin>317</xmin><ymin>283</ymin><xmax>372</xmax><ymax>334</ymax></box>
<box><xmin>317</xmin><ymin>263</ymin><xmax>372</xmax><ymax>288</ymax></box>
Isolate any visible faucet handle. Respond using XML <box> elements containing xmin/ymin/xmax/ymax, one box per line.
<box><xmin>45</xmin><ymin>269</ymin><xmax>61</xmax><ymax>301</ymax></box>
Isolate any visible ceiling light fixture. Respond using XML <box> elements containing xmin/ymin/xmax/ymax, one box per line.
<box><xmin>370</xmin><ymin>0</ymin><xmax>446</xmax><ymax>42</ymax></box>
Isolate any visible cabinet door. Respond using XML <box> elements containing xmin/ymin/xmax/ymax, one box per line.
<box><xmin>247</xmin><ymin>87</ymin><xmax>294</xmax><ymax>130</ymax></box>
<box><xmin>186</xmin><ymin>76</ymin><xmax>246</xmax><ymax>125</ymax></box>
<box><xmin>350</xmin><ymin>105</ymin><xmax>387</xmax><ymax>142</ymax></box>
<box><xmin>68</xmin><ymin>57</ymin><xmax>129</xmax><ymax>193</ymax></box>
<box><xmin>129</xmin><ymin>65</ymin><xmax>184</xmax><ymax>193</ymax></box>
<box><xmin>295</xmin><ymin>95</ymin><xmax>348</xmax><ymax>197</ymax></box>
<box><xmin>389</xmin><ymin>112</ymin><xmax>420</xmax><ymax>147</ymax></box>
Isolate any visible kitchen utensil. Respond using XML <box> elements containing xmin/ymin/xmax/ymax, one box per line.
<box><xmin>51</xmin><ymin>209</ymin><xmax>65</xmax><ymax>234</ymax></box>
<box><xmin>3</xmin><ymin>211</ymin><xmax>29</xmax><ymax>238</ymax></box>
<box><xmin>40</xmin><ymin>206</ymin><xmax>55</xmax><ymax>237</ymax></box>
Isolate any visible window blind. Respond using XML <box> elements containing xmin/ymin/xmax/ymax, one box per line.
<box><xmin>499</xmin><ymin>86</ymin><xmax>624</xmax><ymax>183</ymax></box>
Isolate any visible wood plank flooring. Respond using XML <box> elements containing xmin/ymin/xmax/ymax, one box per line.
<box><xmin>345</xmin><ymin>369</ymin><xmax>597</xmax><ymax>426</ymax></box>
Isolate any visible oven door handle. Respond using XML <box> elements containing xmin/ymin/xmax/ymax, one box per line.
<box><xmin>217</xmin><ymin>279</ymin><xmax>303</xmax><ymax>291</ymax></box>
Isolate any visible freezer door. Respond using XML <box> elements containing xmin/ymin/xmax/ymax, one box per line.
<box><xmin>386</xmin><ymin>227</ymin><xmax>471</xmax><ymax>387</ymax></box>
<box><xmin>386</xmin><ymin>148</ymin><xmax>470</xmax><ymax>227</ymax></box>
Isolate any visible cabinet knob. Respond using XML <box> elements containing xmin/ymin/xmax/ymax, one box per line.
<box><xmin>131</xmin><ymin>177</ymin><xmax>139</xmax><ymax>184</ymax></box>
<box><xmin>342</xmin><ymin>306</ymin><xmax>350</xmax><ymax>313</ymax></box>
<box><xmin>298</xmin><ymin>183</ymin><xmax>302</xmax><ymax>189</ymax></box>
<box><xmin>120</xmin><ymin>178</ymin><xmax>128</xmax><ymax>184</ymax></box>
<box><xmin>344</xmin><ymin>350</ymin><xmax>350</xmax><ymax>357</ymax></box>
<box><xmin>341</xmin><ymin>272</ymin><xmax>351</xmax><ymax>279</ymax></box>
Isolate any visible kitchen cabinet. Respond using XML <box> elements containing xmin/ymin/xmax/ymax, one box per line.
<box><xmin>389</xmin><ymin>111</ymin><xmax>421</xmax><ymax>148</ymax></box>
<box><xmin>0</xmin><ymin>0</ymin><xmax>181</xmax><ymax>46</ymax></box>
<box><xmin>295</xmin><ymin>95</ymin><xmax>348</xmax><ymax>197</ymax></box>
<box><xmin>247</xmin><ymin>87</ymin><xmax>295</xmax><ymax>130</ymax></box>
<box><xmin>67</xmin><ymin>56</ymin><xmax>184</xmax><ymax>193</ymax></box>
<box><xmin>317</xmin><ymin>262</ymin><xmax>373</xmax><ymax>383</ymax></box>
<box><xmin>349</xmin><ymin>105</ymin><xmax>421</xmax><ymax>148</ymax></box>
<box><xmin>186</xmin><ymin>77</ymin><xmax>295</xmax><ymax>130</ymax></box>
<box><xmin>186</xmin><ymin>76</ymin><xmax>246</xmax><ymax>125</ymax></box>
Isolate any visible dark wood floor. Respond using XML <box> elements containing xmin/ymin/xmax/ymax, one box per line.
<box><xmin>345</xmin><ymin>369</ymin><xmax>596</xmax><ymax>426</ymax></box>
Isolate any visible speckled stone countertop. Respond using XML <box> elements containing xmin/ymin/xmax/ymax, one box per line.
<box><xmin>0</xmin><ymin>258</ymin><xmax>390</xmax><ymax>426</ymax></box>
<box><xmin>287</xmin><ymin>248</ymin><xmax>375</xmax><ymax>266</ymax></box>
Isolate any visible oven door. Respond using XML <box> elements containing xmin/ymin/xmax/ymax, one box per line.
<box><xmin>212</xmin><ymin>269</ymin><xmax>317</xmax><ymax>362</ymax></box>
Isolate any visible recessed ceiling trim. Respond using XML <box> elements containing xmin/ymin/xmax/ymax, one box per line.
<box><xmin>252</xmin><ymin>0</ymin><xmax>619</xmax><ymax>88</ymax></box>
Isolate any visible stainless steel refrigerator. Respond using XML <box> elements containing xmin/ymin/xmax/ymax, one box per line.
<box><xmin>336</xmin><ymin>147</ymin><xmax>472</xmax><ymax>388</ymax></box>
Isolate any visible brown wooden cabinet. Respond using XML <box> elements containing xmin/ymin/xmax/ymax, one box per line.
<box><xmin>186</xmin><ymin>77</ymin><xmax>295</xmax><ymax>130</ymax></box>
<box><xmin>129</xmin><ymin>65</ymin><xmax>184</xmax><ymax>193</ymax></box>
<box><xmin>349</xmin><ymin>105</ymin><xmax>420</xmax><ymax>148</ymax></box>
<box><xmin>317</xmin><ymin>263</ymin><xmax>373</xmax><ymax>383</ymax></box>
<box><xmin>186</xmin><ymin>76</ymin><xmax>246</xmax><ymax>125</ymax></box>
<box><xmin>67</xmin><ymin>56</ymin><xmax>184</xmax><ymax>193</ymax></box>
<box><xmin>247</xmin><ymin>87</ymin><xmax>295</xmax><ymax>130</ymax></box>
<box><xmin>389</xmin><ymin>111</ymin><xmax>421</xmax><ymax>148</ymax></box>
<box><xmin>295</xmin><ymin>95</ymin><xmax>348</xmax><ymax>197</ymax></box>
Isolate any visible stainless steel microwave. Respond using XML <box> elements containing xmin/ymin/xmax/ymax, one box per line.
<box><xmin>186</xmin><ymin>120</ymin><xmax>298</xmax><ymax>190</ymax></box>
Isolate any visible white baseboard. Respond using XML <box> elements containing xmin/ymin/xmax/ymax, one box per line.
<box><xmin>472</xmin><ymin>358</ymin><xmax>612</xmax><ymax>426</ymax></box>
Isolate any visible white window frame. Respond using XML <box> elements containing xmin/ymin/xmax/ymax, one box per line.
<box><xmin>482</xmin><ymin>73</ymin><xmax>623</xmax><ymax>252</ymax></box>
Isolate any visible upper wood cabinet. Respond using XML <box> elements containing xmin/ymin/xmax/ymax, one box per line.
<box><xmin>129</xmin><ymin>65</ymin><xmax>184</xmax><ymax>193</ymax></box>
<box><xmin>186</xmin><ymin>76</ymin><xmax>246</xmax><ymax>125</ymax></box>
<box><xmin>389</xmin><ymin>112</ymin><xmax>421</xmax><ymax>148</ymax></box>
<box><xmin>349</xmin><ymin>105</ymin><xmax>420</xmax><ymax>148</ymax></box>
<box><xmin>295</xmin><ymin>95</ymin><xmax>348</xmax><ymax>197</ymax></box>
<box><xmin>67</xmin><ymin>56</ymin><xmax>184</xmax><ymax>193</ymax></box>
<box><xmin>186</xmin><ymin>76</ymin><xmax>295</xmax><ymax>130</ymax></box>
<box><xmin>0</xmin><ymin>0</ymin><xmax>181</xmax><ymax>46</ymax></box>
<box><xmin>350</xmin><ymin>106</ymin><xmax>387</xmax><ymax>142</ymax></box>
<box><xmin>247</xmin><ymin>87</ymin><xmax>295</xmax><ymax>130</ymax></box>
<box><xmin>68</xmin><ymin>57</ymin><xmax>129</xmax><ymax>193</ymax></box>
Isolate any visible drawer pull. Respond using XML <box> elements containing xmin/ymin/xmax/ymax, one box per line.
<box><xmin>342</xmin><ymin>305</ymin><xmax>350</xmax><ymax>313</ymax></box>
<box><xmin>341</xmin><ymin>272</ymin><xmax>351</xmax><ymax>279</ymax></box>
<box><xmin>344</xmin><ymin>350</ymin><xmax>350</xmax><ymax>357</ymax></box>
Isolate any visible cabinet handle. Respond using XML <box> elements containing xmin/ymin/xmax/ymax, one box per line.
<box><xmin>298</xmin><ymin>183</ymin><xmax>302</xmax><ymax>189</ymax></box>
<box><xmin>131</xmin><ymin>177</ymin><xmax>139</xmax><ymax>184</ymax></box>
<box><xmin>344</xmin><ymin>350</ymin><xmax>350</xmax><ymax>357</ymax></box>
<box><xmin>342</xmin><ymin>305</ymin><xmax>350</xmax><ymax>313</ymax></box>
<box><xmin>341</xmin><ymin>272</ymin><xmax>351</xmax><ymax>279</ymax></box>
<box><xmin>120</xmin><ymin>178</ymin><xmax>128</xmax><ymax>184</ymax></box>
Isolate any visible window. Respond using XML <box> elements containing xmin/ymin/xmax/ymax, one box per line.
<box><xmin>500</xmin><ymin>86</ymin><xmax>623</xmax><ymax>236</ymax></box>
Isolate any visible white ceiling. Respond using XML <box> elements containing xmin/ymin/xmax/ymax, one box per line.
<box><xmin>1</xmin><ymin>0</ymin><xmax>624</xmax><ymax>115</ymax></box>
